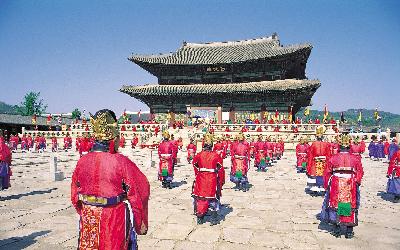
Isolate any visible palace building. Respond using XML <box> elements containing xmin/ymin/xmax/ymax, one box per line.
<box><xmin>120</xmin><ymin>33</ymin><xmax>320</xmax><ymax>123</ymax></box>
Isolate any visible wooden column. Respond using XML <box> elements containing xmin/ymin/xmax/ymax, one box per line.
<box><xmin>260</xmin><ymin>104</ymin><xmax>267</xmax><ymax>123</ymax></box>
<box><xmin>229</xmin><ymin>107</ymin><xmax>235</xmax><ymax>123</ymax></box>
<box><xmin>217</xmin><ymin>106</ymin><xmax>222</xmax><ymax>124</ymax></box>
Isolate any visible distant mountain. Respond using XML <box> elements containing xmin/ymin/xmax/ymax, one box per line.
<box><xmin>298</xmin><ymin>108</ymin><xmax>400</xmax><ymax>131</ymax></box>
<box><xmin>0</xmin><ymin>101</ymin><xmax>17</xmax><ymax>114</ymax></box>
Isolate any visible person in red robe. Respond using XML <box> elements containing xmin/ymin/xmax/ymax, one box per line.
<box><xmin>154</xmin><ymin>126</ymin><xmax>160</xmax><ymax>137</ymax></box>
<box><xmin>254</xmin><ymin>135</ymin><xmax>268</xmax><ymax>171</ymax></box>
<box><xmin>158</xmin><ymin>131</ymin><xmax>175</xmax><ymax>188</ymax></box>
<box><xmin>21</xmin><ymin>133</ymin><xmax>28</xmax><ymax>151</ymax></box>
<box><xmin>296</xmin><ymin>137</ymin><xmax>309</xmax><ymax>173</ymax></box>
<box><xmin>64</xmin><ymin>133</ymin><xmax>72</xmax><ymax>150</ymax></box>
<box><xmin>276</xmin><ymin>138</ymin><xmax>284</xmax><ymax>160</ymax></box>
<box><xmin>187</xmin><ymin>138</ymin><xmax>197</xmax><ymax>163</ymax></box>
<box><xmin>170</xmin><ymin>134</ymin><xmax>178</xmax><ymax>167</ymax></box>
<box><xmin>230</xmin><ymin>133</ymin><xmax>250</xmax><ymax>191</ymax></box>
<box><xmin>350</xmin><ymin>137</ymin><xmax>363</xmax><ymax>161</ymax></box>
<box><xmin>307</xmin><ymin>126</ymin><xmax>331</xmax><ymax>194</ymax></box>
<box><xmin>320</xmin><ymin>134</ymin><xmax>364</xmax><ymax>238</ymax></box>
<box><xmin>177</xmin><ymin>137</ymin><xmax>183</xmax><ymax>150</ymax></box>
<box><xmin>192</xmin><ymin>133</ymin><xmax>225</xmax><ymax>225</ymax></box>
<box><xmin>79</xmin><ymin>133</ymin><xmax>92</xmax><ymax>157</ymax></box>
<box><xmin>387</xmin><ymin>150</ymin><xmax>400</xmax><ymax>203</ymax></box>
<box><xmin>248</xmin><ymin>138</ymin><xmax>256</xmax><ymax>159</ymax></box>
<box><xmin>0</xmin><ymin>131</ymin><xmax>12</xmax><ymax>190</ymax></box>
<box><xmin>75</xmin><ymin>135</ymin><xmax>81</xmax><ymax>151</ymax></box>
<box><xmin>384</xmin><ymin>138</ymin><xmax>390</xmax><ymax>157</ymax></box>
<box><xmin>360</xmin><ymin>138</ymin><xmax>366</xmax><ymax>153</ymax></box>
<box><xmin>51</xmin><ymin>133</ymin><xmax>58</xmax><ymax>152</ymax></box>
<box><xmin>27</xmin><ymin>134</ymin><xmax>33</xmax><ymax>150</ymax></box>
<box><xmin>9</xmin><ymin>134</ymin><xmax>18</xmax><ymax>151</ymax></box>
<box><xmin>213</xmin><ymin>136</ymin><xmax>225</xmax><ymax>159</ymax></box>
<box><xmin>119</xmin><ymin>133</ymin><xmax>126</xmax><ymax>148</ymax></box>
<box><xmin>71</xmin><ymin>109</ymin><xmax>149</xmax><ymax>249</ymax></box>
<box><xmin>330</xmin><ymin>137</ymin><xmax>340</xmax><ymax>155</ymax></box>
<box><xmin>131</xmin><ymin>134</ymin><xmax>138</xmax><ymax>149</ymax></box>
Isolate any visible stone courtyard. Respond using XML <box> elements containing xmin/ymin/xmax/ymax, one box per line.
<box><xmin>0</xmin><ymin>147</ymin><xmax>399</xmax><ymax>250</ymax></box>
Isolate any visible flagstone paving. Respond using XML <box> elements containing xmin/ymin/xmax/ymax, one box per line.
<box><xmin>0</xmin><ymin>147</ymin><xmax>399</xmax><ymax>249</ymax></box>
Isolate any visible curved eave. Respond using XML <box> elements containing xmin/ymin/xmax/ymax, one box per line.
<box><xmin>128</xmin><ymin>43</ymin><xmax>312</xmax><ymax>66</ymax></box>
<box><xmin>120</xmin><ymin>79</ymin><xmax>320</xmax><ymax>97</ymax></box>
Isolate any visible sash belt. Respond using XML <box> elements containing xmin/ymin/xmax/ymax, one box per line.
<box><xmin>78</xmin><ymin>193</ymin><xmax>127</xmax><ymax>207</ymax></box>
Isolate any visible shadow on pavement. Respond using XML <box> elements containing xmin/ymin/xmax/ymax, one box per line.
<box><xmin>204</xmin><ymin>203</ymin><xmax>233</xmax><ymax>225</ymax></box>
<box><xmin>0</xmin><ymin>230</ymin><xmax>51</xmax><ymax>249</ymax></box>
<box><xmin>172</xmin><ymin>180</ymin><xmax>187</xmax><ymax>188</ymax></box>
<box><xmin>0</xmin><ymin>188</ymin><xmax>58</xmax><ymax>201</ymax></box>
<box><xmin>377</xmin><ymin>191</ymin><xmax>395</xmax><ymax>202</ymax></box>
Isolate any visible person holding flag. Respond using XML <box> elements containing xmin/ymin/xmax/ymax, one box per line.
<box><xmin>288</xmin><ymin>106</ymin><xmax>293</xmax><ymax>122</ymax></box>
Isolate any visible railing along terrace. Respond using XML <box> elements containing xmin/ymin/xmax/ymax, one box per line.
<box><xmin>21</xmin><ymin>123</ymin><xmax>169</xmax><ymax>147</ymax></box>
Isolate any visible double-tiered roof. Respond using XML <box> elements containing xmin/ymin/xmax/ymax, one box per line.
<box><xmin>122</xmin><ymin>33</ymin><xmax>320</xmax><ymax>115</ymax></box>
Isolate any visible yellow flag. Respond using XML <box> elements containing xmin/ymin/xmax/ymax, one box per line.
<box><xmin>304</xmin><ymin>107</ymin><xmax>310</xmax><ymax>116</ymax></box>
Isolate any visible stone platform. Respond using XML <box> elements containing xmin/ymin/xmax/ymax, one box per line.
<box><xmin>0</xmin><ymin>148</ymin><xmax>399</xmax><ymax>249</ymax></box>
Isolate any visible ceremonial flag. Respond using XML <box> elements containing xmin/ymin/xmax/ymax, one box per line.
<box><xmin>323</xmin><ymin>104</ymin><xmax>329</xmax><ymax>122</ymax></box>
<box><xmin>275</xmin><ymin>109</ymin><xmax>279</xmax><ymax>121</ymax></box>
<box><xmin>374</xmin><ymin>108</ymin><xmax>381</xmax><ymax>121</ymax></box>
<box><xmin>304</xmin><ymin>107</ymin><xmax>310</xmax><ymax>116</ymax></box>
<box><xmin>288</xmin><ymin>106</ymin><xmax>293</xmax><ymax>121</ymax></box>
<box><xmin>32</xmin><ymin>114</ymin><xmax>37</xmax><ymax>125</ymax></box>
<box><xmin>46</xmin><ymin>114</ymin><xmax>52</xmax><ymax>125</ymax></box>
<box><xmin>358</xmin><ymin>111</ymin><xmax>362</xmax><ymax>122</ymax></box>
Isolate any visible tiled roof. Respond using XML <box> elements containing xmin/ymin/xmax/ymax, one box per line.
<box><xmin>0</xmin><ymin>114</ymin><xmax>74</xmax><ymax>126</ymax></box>
<box><xmin>129</xmin><ymin>34</ymin><xmax>312</xmax><ymax>65</ymax></box>
<box><xmin>120</xmin><ymin>79</ymin><xmax>320</xmax><ymax>96</ymax></box>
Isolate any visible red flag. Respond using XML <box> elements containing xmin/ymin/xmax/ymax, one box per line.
<box><xmin>275</xmin><ymin>109</ymin><xmax>279</xmax><ymax>118</ymax></box>
<box><xmin>47</xmin><ymin>114</ymin><xmax>52</xmax><ymax>125</ymax></box>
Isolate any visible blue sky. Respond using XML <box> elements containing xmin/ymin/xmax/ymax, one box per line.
<box><xmin>0</xmin><ymin>0</ymin><xmax>399</xmax><ymax>116</ymax></box>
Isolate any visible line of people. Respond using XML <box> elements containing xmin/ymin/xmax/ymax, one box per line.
<box><xmin>295</xmin><ymin>127</ymin><xmax>365</xmax><ymax>239</ymax></box>
<box><xmin>367</xmin><ymin>137</ymin><xmax>400</xmax><ymax>203</ymax></box>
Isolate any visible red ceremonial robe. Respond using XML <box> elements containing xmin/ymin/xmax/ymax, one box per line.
<box><xmin>307</xmin><ymin>141</ymin><xmax>331</xmax><ymax>177</ymax></box>
<box><xmin>71</xmin><ymin>151</ymin><xmax>149</xmax><ymax>250</ymax></box>
<box><xmin>158</xmin><ymin>140</ymin><xmax>174</xmax><ymax>179</ymax></box>
<box><xmin>388</xmin><ymin>151</ymin><xmax>400</xmax><ymax>177</ymax></box>
<box><xmin>231</xmin><ymin>141</ymin><xmax>250</xmax><ymax>176</ymax></box>
<box><xmin>254</xmin><ymin>141</ymin><xmax>266</xmax><ymax>166</ymax></box>
<box><xmin>192</xmin><ymin>150</ymin><xmax>225</xmax><ymax>216</ymax></box>
<box><xmin>323</xmin><ymin>152</ymin><xmax>363</xmax><ymax>225</ymax></box>
<box><xmin>213</xmin><ymin>142</ymin><xmax>225</xmax><ymax>159</ymax></box>
<box><xmin>187</xmin><ymin>143</ymin><xmax>197</xmax><ymax>161</ymax></box>
<box><xmin>0</xmin><ymin>137</ymin><xmax>12</xmax><ymax>189</ymax></box>
<box><xmin>296</xmin><ymin>143</ymin><xmax>309</xmax><ymax>167</ymax></box>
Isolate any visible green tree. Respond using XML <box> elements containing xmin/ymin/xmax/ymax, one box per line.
<box><xmin>16</xmin><ymin>91</ymin><xmax>47</xmax><ymax>116</ymax></box>
<box><xmin>71</xmin><ymin>108</ymin><xmax>82</xmax><ymax>119</ymax></box>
